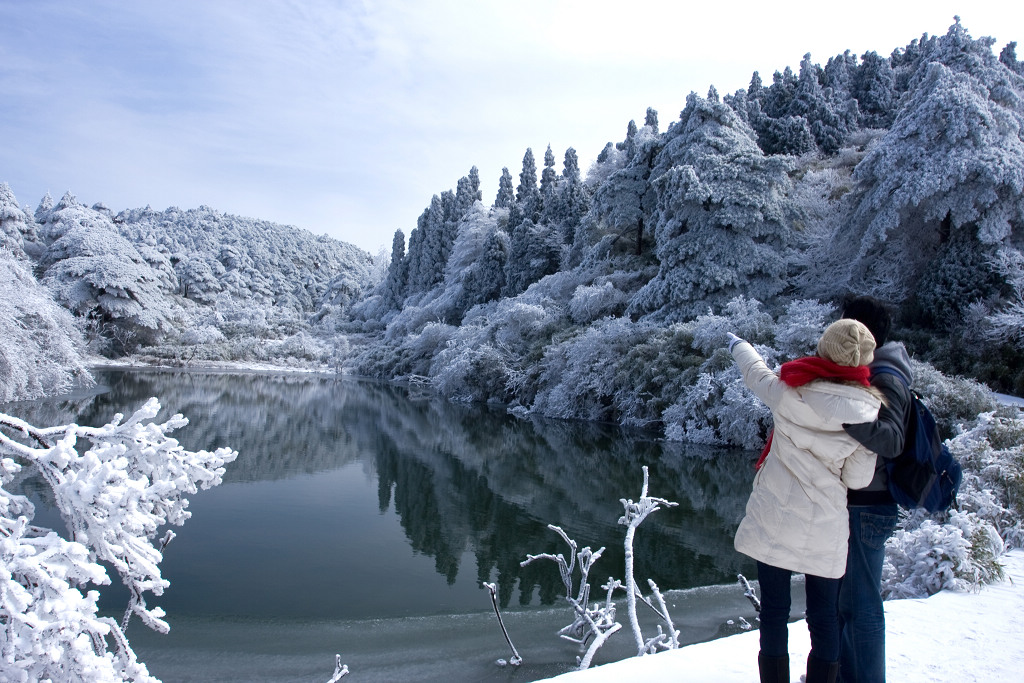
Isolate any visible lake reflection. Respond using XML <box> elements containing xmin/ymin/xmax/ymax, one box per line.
<box><xmin>10</xmin><ymin>369</ymin><xmax>761</xmax><ymax>679</ymax></box>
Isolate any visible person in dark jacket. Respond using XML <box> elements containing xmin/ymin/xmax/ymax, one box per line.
<box><xmin>838</xmin><ymin>296</ymin><xmax>914</xmax><ymax>683</ymax></box>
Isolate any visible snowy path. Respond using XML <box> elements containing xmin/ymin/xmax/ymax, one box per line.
<box><xmin>542</xmin><ymin>549</ymin><xmax>1024</xmax><ymax>682</ymax></box>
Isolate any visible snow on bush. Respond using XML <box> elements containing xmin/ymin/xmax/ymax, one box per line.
<box><xmin>882</xmin><ymin>510</ymin><xmax>1004</xmax><ymax>599</ymax></box>
<box><xmin>0</xmin><ymin>400</ymin><xmax>237</xmax><ymax>682</ymax></box>
<box><xmin>568</xmin><ymin>281</ymin><xmax>627</xmax><ymax>324</ymax></box>
<box><xmin>882</xmin><ymin>403</ymin><xmax>1023</xmax><ymax>599</ymax></box>
<box><xmin>0</xmin><ymin>252</ymin><xmax>92</xmax><ymax>402</ymax></box>
<box><xmin>948</xmin><ymin>409</ymin><xmax>1024</xmax><ymax>548</ymax></box>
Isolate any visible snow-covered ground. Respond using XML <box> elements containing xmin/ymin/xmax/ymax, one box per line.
<box><xmin>542</xmin><ymin>549</ymin><xmax>1024</xmax><ymax>683</ymax></box>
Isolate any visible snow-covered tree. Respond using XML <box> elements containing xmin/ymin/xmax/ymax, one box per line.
<box><xmin>0</xmin><ymin>252</ymin><xmax>92</xmax><ymax>402</ymax></box>
<box><xmin>0</xmin><ymin>183</ymin><xmax>42</xmax><ymax>260</ymax></box>
<box><xmin>628</xmin><ymin>93</ymin><xmax>794</xmax><ymax>321</ymax></box>
<box><xmin>540</xmin><ymin>144</ymin><xmax>558</xmax><ymax>199</ymax></box>
<box><xmin>0</xmin><ymin>400</ymin><xmax>237</xmax><ymax>682</ymax></box>
<box><xmin>813</xmin><ymin>19</ymin><xmax>1024</xmax><ymax>305</ymax></box>
<box><xmin>493</xmin><ymin>167</ymin><xmax>515</xmax><ymax>210</ymax></box>
<box><xmin>853</xmin><ymin>50</ymin><xmax>897</xmax><ymax>128</ymax></box>
<box><xmin>510</xmin><ymin>148</ymin><xmax>542</xmax><ymax>230</ymax></box>
<box><xmin>36</xmin><ymin>195</ymin><xmax>177</xmax><ymax>352</ymax></box>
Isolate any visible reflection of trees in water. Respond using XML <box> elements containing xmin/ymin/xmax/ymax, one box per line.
<box><xmin>357</xmin><ymin>390</ymin><xmax>757</xmax><ymax>607</ymax></box>
<box><xmin>9</xmin><ymin>370</ymin><xmax>757</xmax><ymax>606</ymax></box>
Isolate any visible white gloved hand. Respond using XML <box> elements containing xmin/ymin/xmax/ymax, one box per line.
<box><xmin>727</xmin><ymin>332</ymin><xmax>743</xmax><ymax>352</ymax></box>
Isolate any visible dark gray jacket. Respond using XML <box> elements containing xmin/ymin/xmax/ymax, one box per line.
<box><xmin>843</xmin><ymin>342</ymin><xmax>914</xmax><ymax>504</ymax></box>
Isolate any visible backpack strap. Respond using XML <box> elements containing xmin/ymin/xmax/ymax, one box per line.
<box><xmin>871</xmin><ymin>365</ymin><xmax>909</xmax><ymax>387</ymax></box>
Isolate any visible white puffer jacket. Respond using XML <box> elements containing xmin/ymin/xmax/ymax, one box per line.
<box><xmin>731</xmin><ymin>341</ymin><xmax>881</xmax><ymax>578</ymax></box>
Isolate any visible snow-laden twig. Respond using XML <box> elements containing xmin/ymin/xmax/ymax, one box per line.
<box><xmin>737</xmin><ymin>573</ymin><xmax>761</xmax><ymax>613</ymax></box>
<box><xmin>484</xmin><ymin>582</ymin><xmax>522</xmax><ymax>666</ymax></box>
<box><xmin>618</xmin><ymin>465</ymin><xmax>678</xmax><ymax>655</ymax></box>
<box><xmin>521</xmin><ymin>525</ymin><xmax>620</xmax><ymax>670</ymax></box>
<box><xmin>326</xmin><ymin>653</ymin><xmax>349</xmax><ymax>681</ymax></box>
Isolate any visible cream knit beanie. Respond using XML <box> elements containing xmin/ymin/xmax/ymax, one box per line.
<box><xmin>817</xmin><ymin>318</ymin><xmax>876</xmax><ymax>367</ymax></box>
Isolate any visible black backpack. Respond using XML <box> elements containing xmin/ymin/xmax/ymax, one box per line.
<box><xmin>873</xmin><ymin>367</ymin><xmax>963</xmax><ymax>513</ymax></box>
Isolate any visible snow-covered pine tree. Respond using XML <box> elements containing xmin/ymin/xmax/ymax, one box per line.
<box><xmin>494</xmin><ymin>167</ymin><xmax>515</xmax><ymax>209</ymax></box>
<box><xmin>540</xmin><ymin>144</ymin><xmax>557</xmax><ymax>200</ymax></box>
<box><xmin>853</xmin><ymin>50</ymin><xmax>897</xmax><ymax>129</ymax></box>
<box><xmin>0</xmin><ymin>182</ymin><xmax>42</xmax><ymax>260</ymax></box>
<box><xmin>813</xmin><ymin>19</ymin><xmax>1024</xmax><ymax>309</ymax></box>
<box><xmin>382</xmin><ymin>229</ymin><xmax>409</xmax><ymax>310</ymax></box>
<box><xmin>584</xmin><ymin>113</ymin><xmax>664</xmax><ymax>258</ymax></box>
<box><xmin>628</xmin><ymin>93</ymin><xmax>794</xmax><ymax>321</ymax></box>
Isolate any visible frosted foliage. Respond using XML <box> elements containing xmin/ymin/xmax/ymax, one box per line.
<box><xmin>687</xmin><ymin>296</ymin><xmax>775</xmax><ymax>356</ymax></box>
<box><xmin>0</xmin><ymin>183</ymin><xmax>39</xmax><ymax>259</ymax></box>
<box><xmin>662</xmin><ymin>362</ymin><xmax>772</xmax><ymax>448</ymax></box>
<box><xmin>773</xmin><ymin>299</ymin><xmax>835</xmax><ymax>358</ymax></box>
<box><xmin>0</xmin><ymin>253</ymin><xmax>92</xmax><ymax>402</ymax></box>
<box><xmin>985</xmin><ymin>248</ymin><xmax>1024</xmax><ymax>346</ymax></box>
<box><xmin>909</xmin><ymin>359</ymin><xmax>998</xmax><ymax>436</ymax></box>
<box><xmin>568</xmin><ymin>282</ymin><xmax>627</xmax><ymax>324</ymax></box>
<box><xmin>629</xmin><ymin>93</ymin><xmax>794</xmax><ymax>321</ymax></box>
<box><xmin>826</xmin><ymin>22</ymin><xmax>1024</xmax><ymax>300</ymax></box>
<box><xmin>532</xmin><ymin>317</ymin><xmax>651</xmax><ymax>423</ymax></box>
<box><xmin>882</xmin><ymin>512</ymin><xmax>1004</xmax><ymax>598</ymax></box>
<box><xmin>947</xmin><ymin>410</ymin><xmax>1024</xmax><ymax>548</ymax></box>
<box><xmin>0</xmin><ymin>400</ymin><xmax>237</xmax><ymax>682</ymax></box>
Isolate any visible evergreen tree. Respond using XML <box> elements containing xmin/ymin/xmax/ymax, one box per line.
<box><xmin>514</xmin><ymin>148</ymin><xmax>542</xmax><ymax>227</ymax></box>
<box><xmin>494</xmin><ymin>167</ymin><xmax>515</xmax><ymax>209</ymax></box>
<box><xmin>503</xmin><ymin>218</ymin><xmax>561</xmax><ymax>297</ymax></box>
<box><xmin>455</xmin><ymin>168</ymin><xmax>481</xmax><ymax>217</ymax></box>
<box><xmin>853</xmin><ymin>51</ymin><xmax>897</xmax><ymax>128</ymax></box>
<box><xmin>645</xmin><ymin>107</ymin><xmax>660</xmax><ymax>134</ymax></box>
<box><xmin>823</xmin><ymin>50</ymin><xmax>858</xmax><ymax>95</ymax></box>
<box><xmin>0</xmin><ymin>182</ymin><xmax>40</xmax><ymax>259</ymax></box>
<box><xmin>762</xmin><ymin>66</ymin><xmax>798</xmax><ymax>118</ymax></box>
<box><xmin>588</xmin><ymin>116</ymin><xmax>663</xmax><ymax>257</ymax></box>
<box><xmin>382</xmin><ymin>228</ymin><xmax>409</xmax><ymax>309</ymax></box>
<box><xmin>462</xmin><ymin>227</ymin><xmax>509</xmax><ymax>309</ymax></box>
<box><xmin>34</xmin><ymin>192</ymin><xmax>53</xmax><ymax>223</ymax></box>
<box><xmin>541</xmin><ymin>144</ymin><xmax>557</xmax><ymax>199</ymax></box>
<box><xmin>815</xmin><ymin>19</ymin><xmax>1024</xmax><ymax>305</ymax></box>
<box><xmin>628</xmin><ymin>93</ymin><xmax>794</xmax><ymax>321</ymax></box>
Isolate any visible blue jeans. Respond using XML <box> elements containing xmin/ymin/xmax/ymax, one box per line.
<box><xmin>757</xmin><ymin>561</ymin><xmax>842</xmax><ymax>662</ymax></box>
<box><xmin>838</xmin><ymin>504</ymin><xmax>898</xmax><ymax>683</ymax></box>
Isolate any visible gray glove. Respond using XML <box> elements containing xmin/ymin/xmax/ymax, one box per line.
<box><xmin>727</xmin><ymin>332</ymin><xmax>744</xmax><ymax>352</ymax></box>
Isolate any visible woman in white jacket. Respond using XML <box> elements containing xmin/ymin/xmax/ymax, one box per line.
<box><xmin>728</xmin><ymin>319</ymin><xmax>882</xmax><ymax>683</ymax></box>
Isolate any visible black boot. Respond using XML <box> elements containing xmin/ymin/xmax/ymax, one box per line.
<box><xmin>758</xmin><ymin>652</ymin><xmax>790</xmax><ymax>683</ymax></box>
<box><xmin>806</xmin><ymin>654</ymin><xmax>839</xmax><ymax>683</ymax></box>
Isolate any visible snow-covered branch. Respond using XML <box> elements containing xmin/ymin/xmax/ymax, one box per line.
<box><xmin>0</xmin><ymin>400</ymin><xmax>238</xmax><ymax>682</ymax></box>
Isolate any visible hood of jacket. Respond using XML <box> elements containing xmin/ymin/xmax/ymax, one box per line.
<box><xmin>779</xmin><ymin>379</ymin><xmax>881</xmax><ymax>432</ymax></box>
<box><xmin>871</xmin><ymin>341</ymin><xmax>913</xmax><ymax>385</ymax></box>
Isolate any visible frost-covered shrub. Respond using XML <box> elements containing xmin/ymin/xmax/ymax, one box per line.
<box><xmin>882</xmin><ymin>511</ymin><xmax>1005</xmax><ymax>598</ymax></box>
<box><xmin>773</xmin><ymin>299</ymin><xmax>835</xmax><ymax>359</ymax></box>
<box><xmin>687</xmin><ymin>296</ymin><xmax>776</xmax><ymax>356</ymax></box>
<box><xmin>949</xmin><ymin>409</ymin><xmax>1024</xmax><ymax>548</ymax></box>
<box><xmin>568</xmin><ymin>282</ymin><xmax>627</xmax><ymax>324</ymax></box>
<box><xmin>662</xmin><ymin>355</ymin><xmax>773</xmax><ymax>448</ymax></box>
<box><xmin>432</xmin><ymin>341</ymin><xmax>515</xmax><ymax>403</ymax></box>
<box><xmin>532</xmin><ymin>317</ymin><xmax>651</xmax><ymax>423</ymax></box>
<box><xmin>911</xmin><ymin>360</ymin><xmax>999</xmax><ymax>437</ymax></box>
<box><xmin>181</xmin><ymin>324</ymin><xmax>226</xmax><ymax>345</ymax></box>
<box><xmin>272</xmin><ymin>332</ymin><xmax>332</xmax><ymax>363</ymax></box>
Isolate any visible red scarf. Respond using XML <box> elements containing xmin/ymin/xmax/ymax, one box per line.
<box><xmin>754</xmin><ymin>356</ymin><xmax>871</xmax><ymax>470</ymax></box>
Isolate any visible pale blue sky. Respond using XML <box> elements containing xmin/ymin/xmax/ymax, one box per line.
<box><xmin>1</xmin><ymin>1</ymin><xmax>1020</xmax><ymax>253</ymax></box>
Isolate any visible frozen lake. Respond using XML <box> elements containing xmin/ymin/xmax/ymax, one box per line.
<box><xmin>12</xmin><ymin>368</ymin><xmax>772</xmax><ymax>681</ymax></box>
